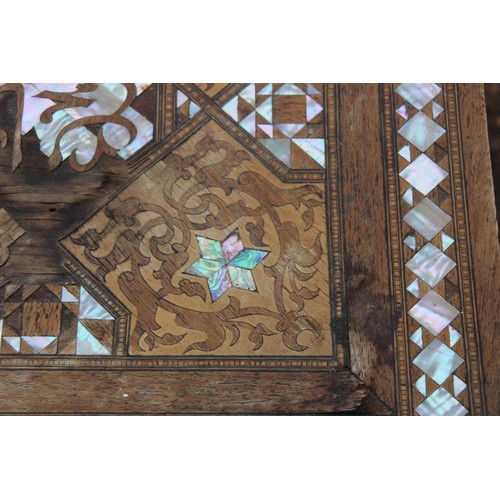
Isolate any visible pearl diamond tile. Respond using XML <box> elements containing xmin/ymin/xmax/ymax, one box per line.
<box><xmin>409</xmin><ymin>290</ymin><xmax>460</xmax><ymax>336</ymax></box>
<box><xmin>396</xmin><ymin>83</ymin><xmax>442</xmax><ymax>110</ymax></box>
<box><xmin>403</xmin><ymin>198</ymin><xmax>452</xmax><ymax>241</ymax></box>
<box><xmin>399</xmin><ymin>154</ymin><xmax>448</xmax><ymax>196</ymax></box>
<box><xmin>413</xmin><ymin>338</ymin><xmax>464</xmax><ymax>384</ymax></box>
<box><xmin>416</xmin><ymin>387</ymin><xmax>468</xmax><ymax>416</ymax></box>
<box><xmin>406</xmin><ymin>243</ymin><xmax>456</xmax><ymax>287</ymax></box>
<box><xmin>398</xmin><ymin>112</ymin><xmax>445</xmax><ymax>152</ymax></box>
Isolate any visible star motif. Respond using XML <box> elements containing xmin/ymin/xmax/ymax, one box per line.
<box><xmin>184</xmin><ymin>230</ymin><xmax>269</xmax><ymax>302</ymax></box>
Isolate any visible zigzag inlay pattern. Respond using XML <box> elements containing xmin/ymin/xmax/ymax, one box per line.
<box><xmin>394</xmin><ymin>83</ymin><xmax>468</xmax><ymax>415</ymax></box>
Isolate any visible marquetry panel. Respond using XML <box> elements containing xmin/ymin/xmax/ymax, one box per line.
<box><xmin>0</xmin><ymin>84</ymin><xmax>163</xmax><ymax>283</ymax></box>
<box><xmin>19</xmin><ymin>83</ymin><xmax>154</xmax><ymax>171</ymax></box>
<box><xmin>177</xmin><ymin>83</ymin><xmax>326</xmax><ymax>183</ymax></box>
<box><xmin>0</xmin><ymin>282</ymin><xmax>119</xmax><ymax>355</ymax></box>
<box><xmin>0</xmin><ymin>82</ymin><xmax>493</xmax><ymax>415</ymax></box>
<box><xmin>62</xmin><ymin>120</ymin><xmax>334</xmax><ymax>357</ymax></box>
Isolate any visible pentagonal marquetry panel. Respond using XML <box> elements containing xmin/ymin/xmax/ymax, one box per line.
<box><xmin>62</xmin><ymin>120</ymin><xmax>334</xmax><ymax>357</ymax></box>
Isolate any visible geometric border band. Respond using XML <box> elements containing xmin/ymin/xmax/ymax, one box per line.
<box><xmin>382</xmin><ymin>83</ymin><xmax>485</xmax><ymax>415</ymax></box>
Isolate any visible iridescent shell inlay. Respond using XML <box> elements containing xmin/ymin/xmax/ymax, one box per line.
<box><xmin>184</xmin><ymin>230</ymin><xmax>269</xmax><ymax>302</ymax></box>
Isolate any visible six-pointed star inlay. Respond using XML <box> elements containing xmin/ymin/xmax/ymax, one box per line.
<box><xmin>184</xmin><ymin>230</ymin><xmax>269</xmax><ymax>302</ymax></box>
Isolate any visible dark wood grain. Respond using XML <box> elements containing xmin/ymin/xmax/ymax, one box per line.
<box><xmin>0</xmin><ymin>131</ymin><xmax>134</xmax><ymax>283</ymax></box>
<box><xmin>459</xmin><ymin>83</ymin><xmax>500</xmax><ymax>415</ymax></box>
<box><xmin>0</xmin><ymin>83</ymin><xmax>496</xmax><ymax>415</ymax></box>
<box><xmin>0</xmin><ymin>368</ymin><xmax>387</xmax><ymax>414</ymax></box>
<box><xmin>338</xmin><ymin>83</ymin><xmax>396</xmax><ymax>411</ymax></box>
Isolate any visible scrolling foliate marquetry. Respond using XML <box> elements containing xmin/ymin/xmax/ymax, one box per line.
<box><xmin>62</xmin><ymin>120</ymin><xmax>334</xmax><ymax>357</ymax></box>
<box><xmin>383</xmin><ymin>83</ymin><xmax>485</xmax><ymax>416</ymax></box>
<box><xmin>14</xmin><ymin>83</ymin><xmax>154</xmax><ymax>173</ymax></box>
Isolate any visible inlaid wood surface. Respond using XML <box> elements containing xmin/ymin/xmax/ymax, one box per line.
<box><xmin>62</xmin><ymin>120</ymin><xmax>333</xmax><ymax>357</ymax></box>
<box><xmin>0</xmin><ymin>83</ymin><xmax>497</xmax><ymax>415</ymax></box>
<box><xmin>0</xmin><ymin>208</ymin><xmax>25</xmax><ymax>272</ymax></box>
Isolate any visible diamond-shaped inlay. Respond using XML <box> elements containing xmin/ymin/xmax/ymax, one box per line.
<box><xmin>398</xmin><ymin>112</ymin><xmax>445</xmax><ymax>152</ymax></box>
<box><xmin>399</xmin><ymin>144</ymin><xmax>411</xmax><ymax>162</ymax></box>
<box><xmin>396</xmin><ymin>83</ymin><xmax>442</xmax><ymax>110</ymax></box>
<box><xmin>407</xmin><ymin>278</ymin><xmax>420</xmax><ymax>298</ymax></box>
<box><xmin>399</xmin><ymin>154</ymin><xmax>449</xmax><ymax>195</ymax></box>
<box><xmin>406</xmin><ymin>243</ymin><xmax>456</xmax><ymax>288</ymax></box>
<box><xmin>410</xmin><ymin>327</ymin><xmax>423</xmax><ymax>348</ymax></box>
<box><xmin>449</xmin><ymin>325</ymin><xmax>462</xmax><ymax>347</ymax></box>
<box><xmin>404</xmin><ymin>235</ymin><xmax>416</xmax><ymax>251</ymax></box>
<box><xmin>413</xmin><ymin>338</ymin><xmax>464</xmax><ymax>385</ymax></box>
<box><xmin>403</xmin><ymin>198</ymin><xmax>452</xmax><ymax>241</ymax></box>
<box><xmin>415</xmin><ymin>374</ymin><xmax>427</xmax><ymax>396</ymax></box>
<box><xmin>409</xmin><ymin>290</ymin><xmax>460</xmax><ymax>336</ymax></box>
<box><xmin>184</xmin><ymin>230</ymin><xmax>269</xmax><ymax>302</ymax></box>
<box><xmin>416</xmin><ymin>387</ymin><xmax>468</xmax><ymax>416</ymax></box>
<box><xmin>453</xmin><ymin>375</ymin><xmax>467</xmax><ymax>397</ymax></box>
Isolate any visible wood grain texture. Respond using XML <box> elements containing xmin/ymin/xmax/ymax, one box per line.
<box><xmin>194</xmin><ymin>83</ymin><xmax>230</xmax><ymax>98</ymax></box>
<box><xmin>178</xmin><ymin>83</ymin><xmax>326</xmax><ymax>183</ymax></box>
<box><xmin>0</xmin><ymin>368</ymin><xmax>390</xmax><ymax>414</ymax></box>
<box><xmin>0</xmin><ymin>82</ymin><xmax>495</xmax><ymax>415</ymax></box>
<box><xmin>338</xmin><ymin>84</ymin><xmax>396</xmax><ymax>411</ymax></box>
<box><xmin>459</xmin><ymin>83</ymin><xmax>500</xmax><ymax>415</ymax></box>
<box><xmin>0</xmin><ymin>208</ymin><xmax>25</xmax><ymax>270</ymax></box>
<box><xmin>62</xmin><ymin>120</ymin><xmax>334</xmax><ymax>357</ymax></box>
<box><xmin>0</xmin><ymin>131</ymin><xmax>135</xmax><ymax>283</ymax></box>
<box><xmin>0</xmin><ymin>84</ymin><xmax>23</xmax><ymax>171</ymax></box>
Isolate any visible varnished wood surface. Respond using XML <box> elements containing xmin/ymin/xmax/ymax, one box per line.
<box><xmin>339</xmin><ymin>84</ymin><xmax>396</xmax><ymax>410</ymax></box>
<box><xmin>62</xmin><ymin>121</ymin><xmax>333</xmax><ymax>357</ymax></box>
<box><xmin>0</xmin><ymin>208</ymin><xmax>25</xmax><ymax>270</ymax></box>
<box><xmin>460</xmin><ymin>84</ymin><xmax>500</xmax><ymax>415</ymax></box>
<box><xmin>0</xmin><ymin>86</ymin><xmax>156</xmax><ymax>284</ymax></box>
<box><xmin>0</xmin><ymin>132</ymin><xmax>133</xmax><ymax>283</ymax></box>
<box><xmin>0</xmin><ymin>369</ymin><xmax>391</xmax><ymax>414</ymax></box>
<box><xmin>0</xmin><ymin>83</ymin><xmax>497</xmax><ymax>414</ymax></box>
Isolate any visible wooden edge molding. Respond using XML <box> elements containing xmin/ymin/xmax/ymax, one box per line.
<box><xmin>444</xmin><ymin>84</ymin><xmax>485</xmax><ymax>414</ymax></box>
<box><xmin>154</xmin><ymin>83</ymin><xmax>175</xmax><ymax>141</ymax></box>
<box><xmin>379</xmin><ymin>84</ymin><xmax>411</xmax><ymax>414</ymax></box>
<box><xmin>459</xmin><ymin>84</ymin><xmax>500</xmax><ymax>415</ymax></box>
<box><xmin>0</xmin><ymin>368</ymin><xmax>392</xmax><ymax>415</ymax></box>
<box><xmin>340</xmin><ymin>84</ymin><xmax>397</xmax><ymax>412</ymax></box>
